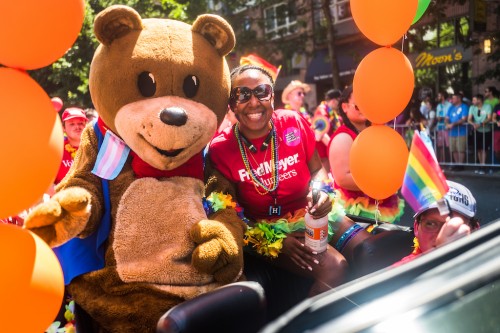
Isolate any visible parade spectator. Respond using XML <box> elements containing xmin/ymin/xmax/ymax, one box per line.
<box><xmin>281</xmin><ymin>80</ymin><xmax>312</xmax><ymax>122</ymax></box>
<box><xmin>328</xmin><ymin>86</ymin><xmax>404</xmax><ymax>223</ymax></box>
<box><xmin>484</xmin><ymin>86</ymin><xmax>499</xmax><ymax>110</ymax></box>
<box><xmin>419</xmin><ymin>95</ymin><xmax>432</xmax><ymax>120</ymax></box>
<box><xmin>435</xmin><ymin>91</ymin><xmax>451</xmax><ymax>162</ymax></box>
<box><xmin>85</xmin><ymin>107</ymin><xmax>98</xmax><ymax>122</ymax></box>
<box><xmin>467</xmin><ymin>94</ymin><xmax>492</xmax><ymax>173</ymax></box>
<box><xmin>445</xmin><ymin>92</ymin><xmax>469</xmax><ymax>171</ymax></box>
<box><xmin>394</xmin><ymin>181</ymin><xmax>479</xmax><ymax>266</ymax></box>
<box><xmin>208</xmin><ymin>64</ymin><xmax>348</xmax><ymax>296</ymax></box>
<box><xmin>54</xmin><ymin>107</ymin><xmax>88</xmax><ymax>185</ymax></box>
<box><xmin>492</xmin><ymin>103</ymin><xmax>500</xmax><ymax>165</ymax></box>
<box><xmin>312</xmin><ymin>89</ymin><xmax>342</xmax><ymax>171</ymax></box>
<box><xmin>404</xmin><ymin>104</ymin><xmax>428</xmax><ymax>148</ymax></box>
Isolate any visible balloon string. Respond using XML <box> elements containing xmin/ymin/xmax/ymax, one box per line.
<box><xmin>374</xmin><ymin>200</ymin><xmax>380</xmax><ymax>226</ymax></box>
<box><xmin>392</xmin><ymin>33</ymin><xmax>408</xmax><ymax>128</ymax></box>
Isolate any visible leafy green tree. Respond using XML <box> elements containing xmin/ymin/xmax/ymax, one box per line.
<box><xmin>30</xmin><ymin>0</ymin><xmax>207</xmax><ymax>108</ymax></box>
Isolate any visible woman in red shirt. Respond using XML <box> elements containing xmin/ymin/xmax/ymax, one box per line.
<box><xmin>209</xmin><ymin>65</ymin><xmax>348</xmax><ymax>296</ymax></box>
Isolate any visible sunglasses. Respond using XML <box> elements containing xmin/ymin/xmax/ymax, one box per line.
<box><xmin>231</xmin><ymin>84</ymin><xmax>273</xmax><ymax>104</ymax></box>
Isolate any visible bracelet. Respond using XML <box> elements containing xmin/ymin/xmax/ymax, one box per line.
<box><xmin>335</xmin><ymin>224</ymin><xmax>363</xmax><ymax>252</ymax></box>
<box><xmin>337</xmin><ymin>225</ymin><xmax>364</xmax><ymax>254</ymax></box>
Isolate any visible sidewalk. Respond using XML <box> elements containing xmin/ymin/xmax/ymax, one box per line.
<box><xmin>443</xmin><ymin>166</ymin><xmax>500</xmax><ymax>179</ymax></box>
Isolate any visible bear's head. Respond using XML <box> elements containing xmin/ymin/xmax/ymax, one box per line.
<box><xmin>89</xmin><ymin>5</ymin><xmax>235</xmax><ymax>170</ymax></box>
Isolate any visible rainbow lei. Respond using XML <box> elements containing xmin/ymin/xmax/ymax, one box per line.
<box><xmin>203</xmin><ymin>184</ymin><xmax>346</xmax><ymax>259</ymax></box>
<box><xmin>246</xmin><ymin>180</ymin><xmax>346</xmax><ymax>258</ymax></box>
<box><xmin>203</xmin><ymin>192</ymin><xmax>248</xmax><ymax>223</ymax></box>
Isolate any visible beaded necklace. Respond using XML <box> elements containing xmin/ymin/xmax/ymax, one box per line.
<box><xmin>234</xmin><ymin>121</ymin><xmax>279</xmax><ymax>196</ymax></box>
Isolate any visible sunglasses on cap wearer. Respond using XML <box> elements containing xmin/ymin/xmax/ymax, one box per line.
<box><xmin>231</xmin><ymin>84</ymin><xmax>273</xmax><ymax>104</ymax></box>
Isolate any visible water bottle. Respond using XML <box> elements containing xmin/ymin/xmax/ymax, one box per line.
<box><xmin>305</xmin><ymin>213</ymin><xmax>328</xmax><ymax>253</ymax></box>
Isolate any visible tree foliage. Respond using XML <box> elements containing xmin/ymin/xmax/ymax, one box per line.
<box><xmin>29</xmin><ymin>0</ymin><xmax>207</xmax><ymax>108</ymax></box>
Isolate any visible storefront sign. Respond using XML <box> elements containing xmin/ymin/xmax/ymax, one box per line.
<box><xmin>410</xmin><ymin>46</ymin><xmax>472</xmax><ymax>69</ymax></box>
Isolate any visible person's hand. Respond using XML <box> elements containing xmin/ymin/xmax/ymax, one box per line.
<box><xmin>281</xmin><ymin>231</ymin><xmax>320</xmax><ymax>271</ymax></box>
<box><xmin>435</xmin><ymin>216</ymin><xmax>471</xmax><ymax>248</ymax></box>
<box><xmin>306</xmin><ymin>190</ymin><xmax>332</xmax><ymax>218</ymax></box>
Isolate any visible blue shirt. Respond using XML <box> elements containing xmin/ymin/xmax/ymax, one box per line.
<box><xmin>447</xmin><ymin>103</ymin><xmax>468</xmax><ymax>137</ymax></box>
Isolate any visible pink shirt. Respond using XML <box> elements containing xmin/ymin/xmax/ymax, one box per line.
<box><xmin>209</xmin><ymin>109</ymin><xmax>316</xmax><ymax>220</ymax></box>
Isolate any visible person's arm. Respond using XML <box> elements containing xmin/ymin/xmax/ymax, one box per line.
<box><xmin>467</xmin><ymin>112</ymin><xmax>476</xmax><ymax>129</ymax></box>
<box><xmin>329</xmin><ymin>133</ymin><xmax>360</xmax><ymax>191</ymax></box>
<box><xmin>306</xmin><ymin>150</ymin><xmax>331</xmax><ymax>218</ymax></box>
<box><xmin>308</xmin><ymin>149</ymin><xmax>328</xmax><ymax>181</ymax></box>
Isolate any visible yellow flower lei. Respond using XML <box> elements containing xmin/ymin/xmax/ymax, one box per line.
<box><xmin>65</xmin><ymin>143</ymin><xmax>78</xmax><ymax>159</ymax></box>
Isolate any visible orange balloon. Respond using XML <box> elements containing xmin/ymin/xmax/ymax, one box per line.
<box><xmin>350</xmin><ymin>125</ymin><xmax>409</xmax><ymax>200</ymax></box>
<box><xmin>0</xmin><ymin>68</ymin><xmax>64</xmax><ymax>218</ymax></box>
<box><xmin>350</xmin><ymin>0</ymin><xmax>418</xmax><ymax>46</ymax></box>
<box><xmin>353</xmin><ymin>47</ymin><xmax>414</xmax><ymax>124</ymax></box>
<box><xmin>0</xmin><ymin>0</ymin><xmax>85</xmax><ymax>70</ymax></box>
<box><xmin>0</xmin><ymin>224</ymin><xmax>64</xmax><ymax>332</ymax></box>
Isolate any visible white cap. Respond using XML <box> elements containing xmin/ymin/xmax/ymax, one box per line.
<box><xmin>413</xmin><ymin>181</ymin><xmax>477</xmax><ymax>218</ymax></box>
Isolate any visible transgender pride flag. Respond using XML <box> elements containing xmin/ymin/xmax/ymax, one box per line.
<box><xmin>401</xmin><ymin>130</ymin><xmax>449</xmax><ymax>212</ymax></box>
<box><xmin>92</xmin><ymin>131</ymin><xmax>130</xmax><ymax>180</ymax></box>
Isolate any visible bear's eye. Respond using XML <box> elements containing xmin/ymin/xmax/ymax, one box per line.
<box><xmin>137</xmin><ymin>71</ymin><xmax>156</xmax><ymax>97</ymax></box>
<box><xmin>183</xmin><ymin>75</ymin><xmax>199</xmax><ymax>98</ymax></box>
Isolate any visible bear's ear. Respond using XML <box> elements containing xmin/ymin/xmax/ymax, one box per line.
<box><xmin>192</xmin><ymin>14</ymin><xmax>236</xmax><ymax>57</ymax></box>
<box><xmin>94</xmin><ymin>5</ymin><xmax>143</xmax><ymax>46</ymax></box>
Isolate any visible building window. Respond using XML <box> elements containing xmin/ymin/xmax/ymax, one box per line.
<box><xmin>313</xmin><ymin>0</ymin><xmax>352</xmax><ymax>26</ymax></box>
<box><xmin>330</xmin><ymin>0</ymin><xmax>352</xmax><ymax>23</ymax></box>
<box><xmin>407</xmin><ymin>16</ymin><xmax>470</xmax><ymax>53</ymax></box>
<box><xmin>264</xmin><ymin>2</ymin><xmax>297</xmax><ymax>39</ymax></box>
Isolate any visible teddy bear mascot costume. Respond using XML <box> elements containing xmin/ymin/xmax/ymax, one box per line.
<box><xmin>24</xmin><ymin>5</ymin><xmax>246</xmax><ymax>332</ymax></box>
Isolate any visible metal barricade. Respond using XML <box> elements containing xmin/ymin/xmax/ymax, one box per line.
<box><xmin>393</xmin><ymin>123</ymin><xmax>500</xmax><ymax>171</ymax></box>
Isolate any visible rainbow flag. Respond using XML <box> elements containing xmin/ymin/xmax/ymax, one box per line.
<box><xmin>240</xmin><ymin>54</ymin><xmax>281</xmax><ymax>81</ymax></box>
<box><xmin>401</xmin><ymin>130</ymin><xmax>449</xmax><ymax>212</ymax></box>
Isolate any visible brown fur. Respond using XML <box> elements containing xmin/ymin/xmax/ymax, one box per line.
<box><xmin>24</xmin><ymin>5</ymin><xmax>245</xmax><ymax>332</ymax></box>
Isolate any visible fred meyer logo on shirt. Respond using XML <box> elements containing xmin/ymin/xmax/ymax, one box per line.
<box><xmin>238</xmin><ymin>153</ymin><xmax>299</xmax><ymax>182</ymax></box>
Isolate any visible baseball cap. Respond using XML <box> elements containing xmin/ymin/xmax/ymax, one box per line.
<box><xmin>414</xmin><ymin>181</ymin><xmax>477</xmax><ymax>219</ymax></box>
<box><xmin>62</xmin><ymin>107</ymin><xmax>87</xmax><ymax>123</ymax></box>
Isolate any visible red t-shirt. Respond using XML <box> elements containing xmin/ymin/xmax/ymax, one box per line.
<box><xmin>55</xmin><ymin>139</ymin><xmax>77</xmax><ymax>184</ymax></box>
<box><xmin>209</xmin><ymin>109</ymin><xmax>316</xmax><ymax>220</ymax></box>
<box><xmin>392</xmin><ymin>247</ymin><xmax>422</xmax><ymax>267</ymax></box>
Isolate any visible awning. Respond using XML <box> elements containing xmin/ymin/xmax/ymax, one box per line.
<box><xmin>305</xmin><ymin>41</ymin><xmax>377</xmax><ymax>83</ymax></box>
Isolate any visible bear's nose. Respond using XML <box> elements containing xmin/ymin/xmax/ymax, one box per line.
<box><xmin>159</xmin><ymin>107</ymin><xmax>187</xmax><ymax>126</ymax></box>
